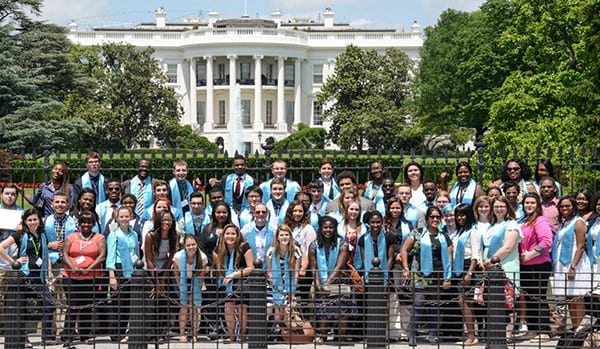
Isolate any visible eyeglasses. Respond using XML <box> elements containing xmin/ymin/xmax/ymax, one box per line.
<box><xmin>107</xmin><ymin>187</ymin><xmax>120</xmax><ymax>192</ymax></box>
<box><xmin>254</xmin><ymin>210</ymin><xmax>267</xmax><ymax>214</ymax></box>
<box><xmin>248</xmin><ymin>194</ymin><xmax>261</xmax><ymax>199</ymax></box>
<box><xmin>428</xmin><ymin>215</ymin><xmax>442</xmax><ymax>219</ymax></box>
<box><xmin>507</xmin><ymin>167</ymin><xmax>521</xmax><ymax>172</ymax></box>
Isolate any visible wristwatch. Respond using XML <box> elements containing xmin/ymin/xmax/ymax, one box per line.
<box><xmin>533</xmin><ymin>245</ymin><xmax>544</xmax><ymax>254</ymax></box>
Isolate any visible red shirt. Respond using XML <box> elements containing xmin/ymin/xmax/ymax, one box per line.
<box><xmin>64</xmin><ymin>232</ymin><xmax>105</xmax><ymax>280</ymax></box>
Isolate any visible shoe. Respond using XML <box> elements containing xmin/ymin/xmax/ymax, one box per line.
<box><xmin>408</xmin><ymin>336</ymin><xmax>417</xmax><ymax>347</ymax></box>
<box><xmin>42</xmin><ymin>338</ymin><xmax>60</xmax><ymax>346</ymax></box>
<box><xmin>428</xmin><ymin>336</ymin><xmax>439</xmax><ymax>344</ymax></box>
<box><xmin>530</xmin><ymin>333</ymin><xmax>552</xmax><ymax>342</ymax></box>
<box><xmin>513</xmin><ymin>323</ymin><xmax>528</xmax><ymax>337</ymax></box>
<box><xmin>458</xmin><ymin>337</ymin><xmax>479</xmax><ymax>346</ymax></box>
<box><xmin>25</xmin><ymin>340</ymin><xmax>34</xmax><ymax>348</ymax></box>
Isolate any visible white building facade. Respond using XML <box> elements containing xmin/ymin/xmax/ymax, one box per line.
<box><xmin>67</xmin><ymin>7</ymin><xmax>423</xmax><ymax>154</ymax></box>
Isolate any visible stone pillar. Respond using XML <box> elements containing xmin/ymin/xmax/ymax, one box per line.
<box><xmin>227</xmin><ymin>55</ymin><xmax>237</xmax><ymax>128</ymax></box>
<box><xmin>189</xmin><ymin>57</ymin><xmax>197</xmax><ymax>126</ymax></box>
<box><xmin>253</xmin><ymin>55</ymin><xmax>264</xmax><ymax>130</ymax></box>
<box><xmin>276</xmin><ymin>56</ymin><xmax>286</xmax><ymax>130</ymax></box>
<box><xmin>293</xmin><ymin>58</ymin><xmax>301</xmax><ymax>129</ymax></box>
<box><xmin>204</xmin><ymin>56</ymin><xmax>214</xmax><ymax>131</ymax></box>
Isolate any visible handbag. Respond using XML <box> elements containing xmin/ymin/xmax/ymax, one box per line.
<box><xmin>34</xmin><ymin>195</ymin><xmax>45</xmax><ymax>210</ymax></box>
<box><xmin>474</xmin><ymin>279</ymin><xmax>515</xmax><ymax>309</ymax></box>
<box><xmin>279</xmin><ymin>307</ymin><xmax>315</xmax><ymax>343</ymax></box>
<box><xmin>343</xmin><ymin>264</ymin><xmax>365</xmax><ymax>292</ymax></box>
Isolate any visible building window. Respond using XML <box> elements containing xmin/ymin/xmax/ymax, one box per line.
<box><xmin>286</xmin><ymin>101</ymin><xmax>294</xmax><ymax>127</ymax></box>
<box><xmin>242</xmin><ymin>142</ymin><xmax>251</xmax><ymax>156</ymax></box>
<box><xmin>167</xmin><ymin>64</ymin><xmax>177</xmax><ymax>83</ymax></box>
<box><xmin>265</xmin><ymin>100</ymin><xmax>273</xmax><ymax>125</ymax></box>
<box><xmin>218</xmin><ymin>100</ymin><xmax>226</xmax><ymax>125</ymax></box>
<box><xmin>241</xmin><ymin>99</ymin><xmax>251</xmax><ymax>124</ymax></box>
<box><xmin>313</xmin><ymin>102</ymin><xmax>323</xmax><ymax>125</ymax></box>
<box><xmin>217</xmin><ymin>63</ymin><xmax>226</xmax><ymax>85</ymax></box>
<box><xmin>284</xmin><ymin>63</ymin><xmax>294</xmax><ymax>86</ymax></box>
<box><xmin>240</xmin><ymin>62</ymin><xmax>251</xmax><ymax>82</ymax></box>
<box><xmin>313</xmin><ymin>64</ymin><xmax>323</xmax><ymax>84</ymax></box>
<box><xmin>197</xmin><ymin>101</ymin><xmax>206</xmax><ymax>125</ymax></box>
<box><xmin>196</xmin><ymin>63</ymin><xmax>206</xmax><ymax>86</ymax></box>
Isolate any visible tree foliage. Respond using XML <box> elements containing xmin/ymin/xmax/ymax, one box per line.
<box><xmin>157</xmin><ymin>124</ymin><xmax>218</xmax><ymax>152</ymax></box>
<box><xmin>71</xmin><ymin>43</ymin><xmax>182</xmax><ymax>150</ymax></box>
<box><xmin>272</xmin><ymin>123</ymin><xmax>326</xmax><ymax>152</ymax></box>
<box><xmin>317</xmin><ymin>45</ymin><xmax>414</xmax><ymax>151</ymax></box>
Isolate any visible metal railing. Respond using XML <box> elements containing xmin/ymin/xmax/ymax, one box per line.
<box><xmin>1</xmin><ymin>259</ymin><xmax>598</xmax><ymax>348</ymax></box>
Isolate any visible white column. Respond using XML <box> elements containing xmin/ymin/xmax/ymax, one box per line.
<box><xmin>253</xmin><ymin>55</ymin><xmax>264</xmax><ymax>130</ymax></box>
<box><xmin>276</xmin><ymin>56</ymin><xmax>287</xmax><ymax>130</ymax></box>
<box><xmin>204</xmin><ymin>56</ymin><xmax>214</xmax><ymax>131</ymax></box>
<box><xmin>293</xmin><ymin>58</ymin><xmax>301</xmax><ymax>129</ymax></box>
<box><xmin>189</xmin><ymin>57</ymin><xmax>197</xmax><ymax>126</ymax></box>
<box><xmin>228</xmin><ymin>55</ymin><xmax>237</xmax><ymax>129</ymax></box>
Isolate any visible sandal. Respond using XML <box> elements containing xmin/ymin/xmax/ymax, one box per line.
<box><xmin>315</xmin><ymin>337</ymin><xmax>324</xmax><ymax>345</ymax></box>
<box><xmin>179</xmin><ymin>336</ymin><xmax>188</xmax><ymax>343</ymax></box>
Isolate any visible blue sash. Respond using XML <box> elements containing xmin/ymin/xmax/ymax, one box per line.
<box><xmin>82</xmin><ymin>172</ymin><xmax>105</xmax><ymax>203</ymax></box>
<box><xmin>419</xmin><ymin>230</ymin><xmax>451</xmax><ymax>280</ymax></box>
<box><xmin>44</xmin><ymin>215</ymin><xmax>77</xmax><ymax>264</ymax></box>
<box><xmin>404</xmin><ymin>204</ymin><xmax>419</xmax><ymax>229</ymax></box>
<box><xmin>111</xmin><ymin>226</ymin><xmax>139</xmax><ymax>278</ymax></box>
<box><xmin>586</xmin><ymin>219</ymin><xmax>600</xmax><ymax>265</ymax></box>
<box><xmin>361</xmin><ymin>230</ymin><xmax>388</xmax><ymax>284</ymax></box>
<box><xmin>487</xmin><ymin>221</ymin><xmax>509</xmax><ymax>259</ymax></box>
<box><xmin>245</xmin><ymin>223</ymin><xmax>274</xmax><ymax>268</ymax></box>
<box><xmin>450</xmin><ymin>178</ymin><xmax>477</xmax><ymax>205</ymax></box>
<box><xmin>270</xmin><ymin>250</ymin><xmax>295</xmax><ymax>305</ymax></box>
<box><xmin>452</xmin><ymin>228</ymin><xmax>472</xmax><ymax>276</ymax></box>
<box><xmin>179</xmin><ymin>249</ymin><xmax>202</xmax><ymax>306</ymax></box>
<box><xmin>169</xmin><ymin>178</ymin><xmax>193</xmax><ymax>211</ymax></box>
<box><xmin>19</xmin><ymin>233</ymin><xmax>48</xmax><ymax>282</ymax></box>
<box><xmin>316</xmin><ymin>241</ymin><xmax>340</xmax><ymax>285</ymax></box>
<box><xmin>553</xmin><ymin>217</ymin><xmax>578</xmax><ymax>266</ymax></box>
<box><xmin>130</xmin><ymin>176</ymin><xmax>154</xmax><ymax>210</ymax></box>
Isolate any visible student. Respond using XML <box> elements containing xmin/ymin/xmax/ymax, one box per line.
<box><xmin>266</xmin><ymin>178</ymin><xmax>290</xmax><ymax>230</ymax></box>
<box><xmin>73</xmin><ymin>152</ymin><xmax>106</xmax><ymax>205</ymax></box>
<box><xmin>207</xmin><ymin>154</ymin><xmax>255</xmax><ymax>214</ymax></box>
<box><xmin>183</xmin><ymin>191</ymin><xmax>207</xmax><ymax>236</ymax></box>
<box><xmin>96</xmin><ymin>178</ymin><xmax>122</xmax><ymax>232</ymax></box>
<box><xmin>260</xmin><ymin>159</ymin><xmax>301</xmax><ymax>203</ymax></box>
<box><xmin>122</xmin><ymin>159</ymin><xmax>157</xmax><ymax>217</ymax></box>
<box><xmin>23</xmin><ymin>162</ymin><xmax>73</xmax><ymax>217</ymax></box>
<box><xmin>169</xmin><ymin>160</ymin><xmax>196</xmax><ymax>214</ymax></box>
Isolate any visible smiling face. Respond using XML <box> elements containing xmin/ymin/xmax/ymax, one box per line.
<box><xmin>117</xmin><ymin>207</ymin><xmax>132</xmax><ymax>227</ymax></box>
<box><xmin>370</xmin><ymin>162</ymin><xmax>384</xmax><ymax>180</ymax></box>
<box><xmin>52</xmin><ymin>163</ymin><xmax>66</xmax><ymax>181</ymax></box>
<box><xmin>214</xmin><ymin>205</ymin><xmax>229</xmax><ymax>224</ymax></box>
<box><xmin>406</xmin><ymin>165</ymin><xmax>421</xmax><ymax>184</ymax></box>
<box><xmin>338</xmin><ymin>178</ymin><xmax>354</xmax><ymax>192</ymax></box>
<box><xmin>558</xmin><ymin>199</ymin><xmax>575</xmax><ymax>220</ymax></box>
<box><xmin>319</xmin><ymin>163</ymin><xmax>333</xmax><ymax>181</ymax></box>
<box><xmin>79</xmin><ymin>192</ymin><xmax>95</xmax><ymax>211</ymax></box>
<box><xmin>173</xmin><ymin>165</ymin><xmax>188</xmax><ymax>182</ymax></box>
<box><xmin>506</xmin><ymin>161</ymin><xmax>522</xmax><ymax>180</ymax></box>
<box><xmin>184</xmin><ymin>236</ymin><xmax>198</xmax><ymax>255</ymax></box>
<box><xmin>456</xmin><ymin>165</ymin><xmax>471</xmax><ymax>184</ymax></box>
<box><xmin>346</xmin><ymin>201</ymin><xmax>360</xmax><ymax>221</ymax></box>
<box><xmin>270</xmin><ymin>183</ymin><xmax>285</xmax><ymax>202</ymax></box>
<box><xmin>388</xmin><ymin>201</ymin><xmax>402</xmax><ymax>219</ymax></box>
<box><xmin>271</xmin><ymin>161</ymin><xmax>287</xmax><ymax>179</ymax></box>
<box><xmin>160</xmin><ymin>212</ymin><xmax>174</xmax><ymax>231</ymax></box>
<box><xmin>24</xmin><ymin>213</ymin><xmax>41</xmax><ymax>233</ymax></box>
<box><xmin>276</xmin><ymin>228</ymin><xmax>292</xmax><ymax>246</ymax></box>
<box><xmin>576</xmin><ymin>193</ymin><xmax>590</xmax><ymax>213</ymax></box>
<box><xmin>223</xmin><ymin>226</ymin><xmax>239</xmax><ymax>247</ymax></box>
<box><xmin>291</xmin><ymin>204</ymin><xmax>305</xmax><ymax>222</ymax></box>
<box><xmin>539</xmin><ymin>179</ymin><xmax>556</xmax><ymax>201</ymax></box>
<box><xmin>233</xmin><ymin>158</ymin><xmax>246</xmax><ymax>176</ymax></box>
<box><xmin>154</xmin><ymin>184</ymin><xmax>169</xmax><ymax>199</ymax></box>
<box><xmin>368</xmin><ymin>214</ymin><xmax>383</xmax><ymax>234</ymax></box>
<box><xmin>137</xmin><ymin>160</ymin><xmax>151</xmax><ymax>180</ymax></box>
<box><xmin>476</xmin><ymin>201</ymin><xmax>491</xmax><ymax>221</ymax></box>
<box><xmin>456</xmin><ymin>212</ymin><xmax>467</xmax><ymax>228</ymax></box>
<box><xmin>155</xmin><ymin>200</ymin><xmax>169</xmax><ymax>213</ymax></box>
<box><xmin>52</xmin><ymin>195</ymin><xmax>68</xmax><ymax>216</ymax></box>
<box><xmin>523</xmin><ymin>197</ymin><xmax>539</xmax><ymax>216</ymax></box>
<box><xmin>254</xmin><ymin>203</ymin><xmax>268</xmax><ymax>226</ymax></box>
<box><xmin>321</xmin><ymin>219</ymin><xmax>336</xmax><ymax>240</ymax></box>
<box><xmin>492</xmin><ymin>200</ymin><xmax>508</xmax><ymax>221</ymax></box>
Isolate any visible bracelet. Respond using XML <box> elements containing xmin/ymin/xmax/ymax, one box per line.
<box><xmin>466</xmin><ymin>272</ymin><xmax>473</xmax><ymax>276</ymax></box>
<box><xmin>570</xmin><ymin>265</ymin><xmax>576</xmax><ymax>270</ymax></box>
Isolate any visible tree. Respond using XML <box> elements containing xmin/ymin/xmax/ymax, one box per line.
<box><xmin>157</xmin><ymin>124</ymin><xmax>218</xmax><ymax>152</ymax></box>
<box><xmin>317</xmin><ymin>45</ymin><xmax>414</xmax><ymax>151</ymax></box>
<box><xmin>414</xmin><ymin>1</ymin><xmax>519</xmax><ymax>138</ymax></box>
<box><xmin>71</xmin><ymin>43</ymin><xmax>182</xmax><ymax>149</ymax></box>
<box><xmin>486</xmin><ymin>0</ymin><xmax>600</xmax><ymax>151</ymax></box>
<box><xmin>272</xmin><ymin>123</ymin><xmax>326</xmax><ymax>152</ymax></box>
<box><xmin>0</xmin><ymin>0</ymin><xmax>41</xmax><ymax>25</ymax></box>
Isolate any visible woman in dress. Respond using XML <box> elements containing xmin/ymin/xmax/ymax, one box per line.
<box><xmin>106</xmin><ymin>206</ymin><xmax>140</xmax><ymax>342</ymax></box>
<box><xmin>356</xmin><ymin>210</ymin><xmax>395</xmax><ymax>285</ymax></box>
<box><xmin>213</xmin><ymin>224</ymin><xmax>254</xmax><ymax>343</ymax></box>
<box><xmin>401</xmin><ymin>206</ymin><xmax>452</xmax><ymax>345</ymax></box>
<box><xmin>338</xmin><ymin>200</ymin><xmax>365</xmax><ymax>267</ymax></box>
<box><xmin>576</xmin><ymin>188</ymin><xmax>593</xmax><ymax>222</ymax></box>
<box><xmin>586</xmin><ymin>193</ymin><xmax>600</xmax><ymax>310</ymax></box>
<box><xmin>62</xmin><ymin>210</ymin><xmax>106</xmax><ymax>345</ymax></box>
<box><xmin>452</xmin><ymin>203</ymin><xmax>480</xmax><ymax>345</ymax></box>
<box><xmin>552</xmin><ymin>196</ymin><xmax>591</xmax><ymax>327</ymax></box>
<box><xmin>283</xmin><ymin>200</ymin><xmax>317</xmax><ymax>305</ymax></box>
<box><xmin>266</xmin><ymin>224</ymin><xmax>302</xmax><ymax>322</ymax></box>
<box><xmin>309</xmin><ymin>216</ymin><xmax>355</xmax><ymax>344</ymax></box>
<box><xmin>172</xmin><ymin>234</ymin><xmax>209</xmax><ymax>343</ymax></box>
<box><xmin>515</xmin><ymin>193</ymin><xmax>553</xmax><ymax>341</ymax></box>
<box><xmin>144</xmin><ymin>210</ymin><xmax>179</xmax><ymax>293</ymax></box>
<box><xmin>481</xmin><ymin>196</ymin><xmax>522</xmax><ymax>339</ymax></box>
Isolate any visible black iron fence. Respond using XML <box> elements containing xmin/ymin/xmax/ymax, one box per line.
<box><xmin>1</xmin><ymin>260</ymin><xmax>599</xmax><ymax>348</ymax></box>
<box><xmin>1</xmin><ymin>145</ymin><xmax>599</xmax><ymax>201</ymax></box>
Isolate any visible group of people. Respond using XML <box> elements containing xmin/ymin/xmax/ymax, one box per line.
<box><xmin>0</xmin><ymin>152</ymin><xmax>599</xmax><ymax>347</ymax></box>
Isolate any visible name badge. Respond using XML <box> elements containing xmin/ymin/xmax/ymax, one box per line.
<box><xmin>76</xmin><ymin>255</ymin><xmax>86</xmax><ymax>265</ymax></box>
<box><xmin>35</xmin><ymin>257</ymin><xmax>43</xmax><ymax>267</ymax></box>
<box><xmin>181</xmin><ymin>199</ymin><xmax>189</xmax><ymax>208</ymax></box>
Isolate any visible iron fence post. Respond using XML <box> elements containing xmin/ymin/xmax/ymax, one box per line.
<box><xmin>4</xmin><ymin>261</ymin><xmax>25</xmax><ymax>349</ymax></box>
<box><xmin>247</xmin><ymin>260</ymin><xmax>267</xmax><ymax>349</ymax></box>
<box><xmin>128</xmin><ymin>260</ymin><xmax>149</xmax><ymax>349</ymax></box>
<box><xmin>486</xmin><ymin>257</ymin><xmax>507</xmax><ymax>349</ymax></box>
<box><xmin>366</xmin><ymin>258</ymin><xmax>387</xmax><ymax>348</ymax></box>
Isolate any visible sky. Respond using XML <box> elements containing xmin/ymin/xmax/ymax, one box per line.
<box><xmin>39</xmin><ymin>0</ymin><xmax>486</xmax><ymax>31</ymax></box>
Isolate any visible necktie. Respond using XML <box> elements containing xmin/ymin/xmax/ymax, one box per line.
<box><xmin>234</xmin><ymin>176</ymin><xmax>242</xmax><ymax>199</ymax></box>
<box><xmin>111</xmin><ymin>204</ymin><xmax>118</xmax><ymax>219</ymax></box>
<box><xmin>136</xmin><ymin>182</ymin><xmax>145</xmax><ymax>217</ymax></box>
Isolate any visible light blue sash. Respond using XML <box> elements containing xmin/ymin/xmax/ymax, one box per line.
<box><xmin>553</xmin><ymin>217</ymin><xmax>578</xmax><ymax>266</ymax></box>
<box><xmin>316</xmin><ymin>241</ymin><xmax>339</xmax><ymax>285</ymax></box>
<box><xmin>270</xmin><ymin>250</ymin><xmax>295</xmax><ymax>305</ymax></box>
<box><xmin>245</xmin><ymin>223</ymin><xmax>274</xmax><ymax>268</ymax></box>
<box><xmin>44</xmin><ymin>215</ymin><xmax>77</xmax><ymax>264</ymax></box>
<box><xmin>452</xmin><ymin>228</ymin><xmax>472</xmax><ymax>276</ymax></box>
<box><xmin>450</xmin><ymin>178</ymin><xmax>477</xmax><ymax>205</ymax></box>
<box><xmin>220</xmin><ymin>249</ymin><xmax>236</xmax><ymax>295</ymax></box>
<box><xmin>82</xmin><ymin>172</ymin><xmax>105</xmax><ymax>203</ymax></box>
<box><xmin>19</xmin><ymin>232</ymin><xmax>48</xmax><ymax>282</ymax></box>
<box><xmin>169</xmin><ymin>178</ymin><xmax>193</xmax><ymax>211</ymax></box>
<box><xmin>419</xmin><ymin>230</ymin><xmax>451</xmax><ymax>280</ymax></box>
<box><xmin>487</xmin><ymin>221</ymin><xmax>509</xmax><ymax>259</ymax></box>
<box><xmin>179</xmin><ymin>248</ymin><xmax>202</xmax><ymax>306</ymax></box>
<box><xmin>361</xmin><ymin>230</ymin><xmax>388</xmax><ymax>284</ymax></box>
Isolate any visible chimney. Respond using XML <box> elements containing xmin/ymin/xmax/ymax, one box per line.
<box><xmin>271</xmin><ymin>9</ymin><xmax>282</xmax><ymax>27</ymax></box>
<box><xmin>155</xmin><ymin>6</ymin><xmax>166</xmax><ymax>28</ymax></box>
<box><xmin>68</xmin><ymin>20</ymin><xmax>78</xmax><ymax>32</ymax></box>
<box><xmin>323</xmin><ymin>7</ymin><xmax>334</xmax><ymax>28</ymax></box>
<box><xmin>208</xmin><ymin>12</ymin><xmax>219</xmax><ymax>27</ymax></box>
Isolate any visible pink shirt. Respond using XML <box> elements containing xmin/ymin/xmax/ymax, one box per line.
<box><xmin>519</xmin><ymin>216</ymin><xmax>553</xmax><ymax>265</ymax></box>
<box><xmin>541</xmin><ymin>198</ymin><xmax>559</xmax><ymax>234</ymax></box>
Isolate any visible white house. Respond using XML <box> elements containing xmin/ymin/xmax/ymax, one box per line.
<box><xmin>67</xmin><ymin>7</ymin><xmax>423</xmax><ymax>154</ymax></box>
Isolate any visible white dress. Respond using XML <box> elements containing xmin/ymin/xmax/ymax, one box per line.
<box><xmin>553</xmin><ymin>218</ymin><xmax>592</xmax><ymax>297</ymax></box>
<box><xmin>589</xmin><ymin>220</ymin><xmax>600</xmax><ymax>294</ymax></box>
